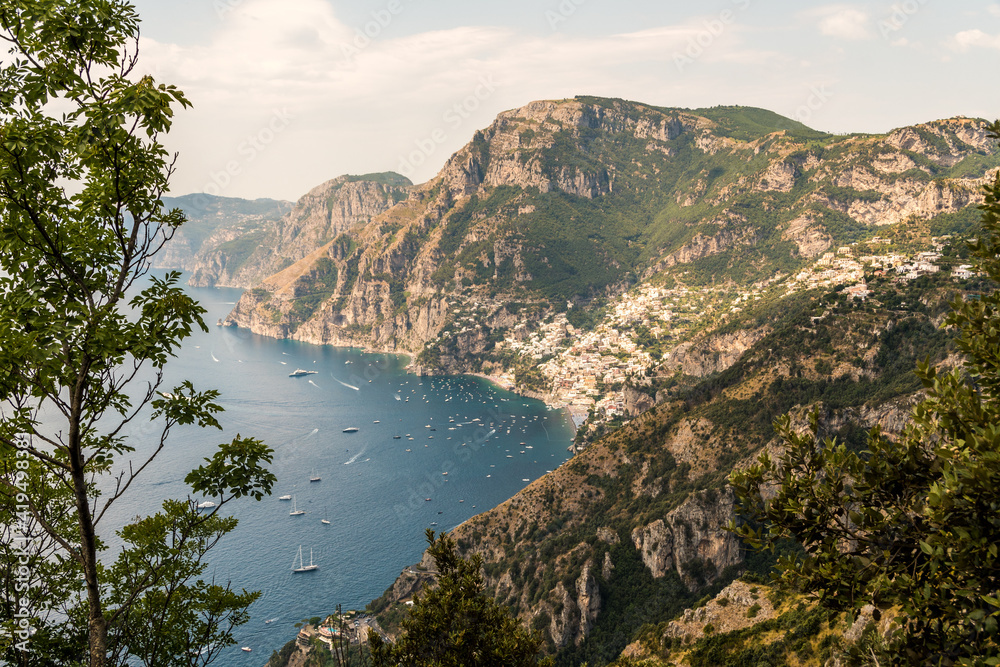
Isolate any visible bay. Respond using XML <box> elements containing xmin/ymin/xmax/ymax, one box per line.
<box><xmin>101</xmin><ymin>272</ymin><xmax>575</xmax><ymax>664</ymax></box>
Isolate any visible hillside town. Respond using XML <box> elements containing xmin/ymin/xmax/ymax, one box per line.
<box><xmin>496</xmin><ymin>236</ymin><xmax>975</xmax><ymax>441</ymax></box>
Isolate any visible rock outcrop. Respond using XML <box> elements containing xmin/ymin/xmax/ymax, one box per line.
<box><xmin>632</xmin><ymin>488</ymin><xmax>741</xmax><ymax>591</ymax></box>
<box><xmin>188</xmin><ymin>174</ymin><xmax>410</xmax><ymax>288</ymax></box>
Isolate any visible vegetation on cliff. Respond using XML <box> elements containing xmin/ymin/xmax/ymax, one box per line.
<box><xmin>731</xmin><ymin>122</ymin><xmax>1000</xmax><ymax>666</ymax></box>
<box><xmin>369</xmin><ymin>530</ymin><xmax>552</xmax><ymax>666</ymax></box>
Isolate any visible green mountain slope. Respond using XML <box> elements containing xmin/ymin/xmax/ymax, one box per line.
<box><xmin>216</xmin><ymin>96</ymin><xmax>999</xmax><ymax>665</ymax></box>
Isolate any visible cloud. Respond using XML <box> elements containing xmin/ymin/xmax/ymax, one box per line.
<box><xmin>803</xmin><ymin>5</ymin><xmax>873</xmax><ymax>40</ymax></box>
<box><xmin>989</xmin><ymin>4</ymin><xmax>1000</xmax><ymax>18</ymax></box>
<box><xmin>951</xmin><ymin>29</ymin><xmax>1000</xmax><ymax>51</ymax></box>
<box><xmin>138</xmin><ymin>2</ymin><xmax>797</xmax><ymax>197</ymax></box>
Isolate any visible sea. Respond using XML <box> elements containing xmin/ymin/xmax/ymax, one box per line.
<box><xmin>98</xmin><ymin>271</ymin><xmax>576</xmax><ymax>664</ymax></box>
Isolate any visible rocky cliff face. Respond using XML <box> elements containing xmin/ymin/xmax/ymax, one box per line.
<box><xmin>186</xmin><ymin>173</ymin><xmax>411</xmax><ymax>288</ymax></box>
<box><xmin>221</xmin><ymin>99</ymin><xmax>996</xmax><ymax>382</ymax></box>
<box><xmin>664</xmin><ymin>328</ymin><xmax>769</xmax><ymax>378</ymax></box>
<box><xmin>631</xmin><ymin>488</ymin><xmax>741</xmax><ymax>591</ymax></box>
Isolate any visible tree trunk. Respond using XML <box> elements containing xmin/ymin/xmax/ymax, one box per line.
<box><xmin>70</xmin><ymin>374</ymin><xmax>107</xmax><ymax>667</ymax></box>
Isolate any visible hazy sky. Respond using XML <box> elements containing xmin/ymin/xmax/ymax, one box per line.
<box><xmin>130</xmin><ymin>0</ymin><xmax>1000</xmax><ymax>201</ymax></box>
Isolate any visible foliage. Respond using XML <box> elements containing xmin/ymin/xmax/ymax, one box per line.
<box><xmin>730</xmin><ymin>121</ymin><xmax>1000</xmax><ymax>666</ymax></box>
<box><xmin>0</xmin><ymin>2</ymin><xmax>274</xmax><ymax>665</ymax></box>
<box><xmin>690</xmin><ymin>105</ymin><xmax>831</xmax><ymax>141</ymax></box>
<box><xmin>290</xmin><ymin>256</ymin><xmax>339</xmax><ymax>323</ymax></box>
<box><xmin>553</xmin><ymin>543</ymin><xmax>707</xmax><ymax>667</ymax></box>
<box><xmin>368</xmin><ymin>530</ymin><xmax>552</xmax><ymax>667</ymax></box>
<box><xmin>342</xmin><ymin>171</ymin><xmax>412</xmax><ymax>188</ymax></box>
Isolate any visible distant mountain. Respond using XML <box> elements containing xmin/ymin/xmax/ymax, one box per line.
<box><xmin>157</xmin><ymin>172</ymin><xmax>411</xmax><ymax>288</ymax></box>
<box><xmin>154</xmin><ymin>193</ymin><xmax>293</xmax><ymax>272</ymax></box>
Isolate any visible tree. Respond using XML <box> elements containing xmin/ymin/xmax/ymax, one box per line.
<box><xmin>730</xmin><ymin>121</ymin><xmax>1000</xmax><ymax>665</ymax></box>
<box><xmin>0</xmin><ymin>2</ymin><xmax>275</xmax><ymax>666</ymax></box>
<box><xmin>368</xmin><ymin>530</ymin><xmax>553</xmax><ymax>667</ymax></box>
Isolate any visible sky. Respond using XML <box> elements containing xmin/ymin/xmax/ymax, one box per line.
<box><xmin>129</xmin><ymin>0</ymin><xmax>1000</xmax><ymax>202</ymax></box>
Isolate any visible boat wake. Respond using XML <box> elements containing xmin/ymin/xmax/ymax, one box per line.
<box><xmin>333</xmin><ymin>376</ymin><xmax>360</xmax><ymax>391</ymax></box>
<box><xmin>308</xmin><ymin>380</ymin><xmax>321</xmax><ymax>388</ymax></box>
<box><xmin>344</xmin><ymin>446</ymin><xmax>367</xmax><ymax>465</ymax></box>
<box><xmin>211</xmin><ymin>351</ymin><xmax>219</xmax><ymax>363</ymax></box>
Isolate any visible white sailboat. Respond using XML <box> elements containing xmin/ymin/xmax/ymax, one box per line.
<box><xmin>292</xmin><ymin>545</ymin><xmax>318</xmax><ymax>572</ymax></box>
<box><xmin>309</xmin><ymin>468</ymin><xmax>321</xmax><ymax>482</ymax></box>
<box><xmin>289</xmin><ymin>496</ymin><xmax>305</xmax><ymax>516</ymax></box>
<box><xmin>321</xmin><ymin>507</ymin><xmax>330</xmax><ymax>525</ymax></box>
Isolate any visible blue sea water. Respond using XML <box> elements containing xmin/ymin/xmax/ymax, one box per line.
<box><xmin>100</xmin><ymin>273</ymin><xmax>575</xmax><ymax>664</ymax></box>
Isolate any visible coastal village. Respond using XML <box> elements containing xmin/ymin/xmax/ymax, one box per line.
<box><xmin>488</xmin><ymin>235</ymin><xmax>975</xmax><ymax>443</ymax></box>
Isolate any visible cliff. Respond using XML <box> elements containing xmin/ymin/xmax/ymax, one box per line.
<box><xmin>366</xmin><ymin>268</ymin><xmax>966</xmax><ymax>663</ymax></box>
<box><xmin>179</xmin><ymin>173</ymin><xmax>411</xmax><ymax>288</ymax></box>
<box><xmin>221</xmin><ymin>99</ymin><xmax>996</xmax><ymax>385</ymax></box>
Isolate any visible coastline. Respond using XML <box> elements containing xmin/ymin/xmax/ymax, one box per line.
<box><xmin>228</xmin><ymin>317</ymin><xmax>570</xmax><ymax>413</ymax></box>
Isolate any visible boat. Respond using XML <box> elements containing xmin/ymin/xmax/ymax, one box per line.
<box><xmin>342</xmin><ymin>427</ymin><xmax>359</xmax><ymax>433</ymax></box>
<box><xmin>242</xmin><ymin>646</ymin><xmax>252</xmax><ymax>652</ymax></box>
<box><xmin>196</xmin><ymin>500</ymin><xmax>216</xmax><ymax>509</ymax></box>
<box><xmin>289</xmin><ymin>496</ymin><xmax>305</xmax><ymax>516</ymax></box>
<box><xmin>292</xmin><ymin>545</ymin><xmax>318</xmax><ymax>572</ymax></box>
<box><xmin>309</xmin><ymin>469</ymin><xmax>321</xmax><ymax>482</ymax></box>
<box><xmin>289</xmin><ymin>369</ymin><xmax>318</xmax><ymax>377</ymax></box>
<box><xmin>264</xmin><ymin>618</ymin><xmax>278</xmax><ymax>624</ymax></box>
<box><xmin>278</xmin><ymin>494</ymin><xmax>291</xmax><ymax>501</ymax></box>
<box><xmin>393</xmin><ymin>435</ymin><xmax>401</xmax><ymax>439</ymax></box>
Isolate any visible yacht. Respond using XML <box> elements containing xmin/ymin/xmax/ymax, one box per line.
<box><xmin>342</xmin><ymin>427</ymin><xmax>359</xmax><ymax>433</ymax></box>
<box><xmin>292</xmin><ymin>545</ymin><xmax>318</xmax><ymax>573</ymax></box>
<box><xmin>289</xmin><ymin>496</ymin><xmax>305</xmax><ymax>516</ymax></box>
<box><xmin>196</xmin><ymin>500</ymin><xmax>216</xmax><ymax>509</ymax></box>
<box><xmin>289</xmin><ymin>369</ymin><xmax>318</xmax><ymax>377</ymax></box>
<box><xmin>278</xmin><ymin>494</ymin><xmax>292</xmax><ymax>501</ymax></box>
<box><xmin>309</xmin><ymin>469</ymin><xmax>321</xmax><ymax>482</ymax></box>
